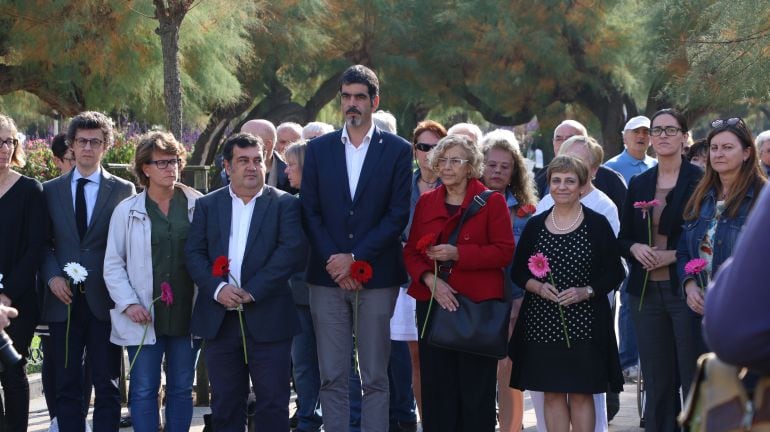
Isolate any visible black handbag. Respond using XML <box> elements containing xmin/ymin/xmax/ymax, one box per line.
<box><xmin>426</xmin><ymin>190</ymin><xmax>512</xmax><ymax>359</ymax></box>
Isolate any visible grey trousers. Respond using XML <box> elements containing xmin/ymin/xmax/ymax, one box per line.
<box><xmin>309</xmin><ymin>285</ymin><xmax>399</xmax><ymax>432</ymax></box>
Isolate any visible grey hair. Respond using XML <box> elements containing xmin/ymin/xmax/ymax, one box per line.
<box><xmin>372</xmin><ymin>110</ymin><xmax>397</xmax><ymax>134</ymax></box>
<box><xmin>302</xmin><ymin>121</ymin><xmax>335</xmax><ymax>140</ymax></box>
<box><xmin>429</xmin><ymin>134</ymin><xmax>484</xmax><ymax>179</ymax></box>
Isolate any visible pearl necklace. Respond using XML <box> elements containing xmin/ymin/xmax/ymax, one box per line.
<box><xmin>551</xmin><ymin>205</ymin><xmax>582</xmax><ymax>231</ymax></box>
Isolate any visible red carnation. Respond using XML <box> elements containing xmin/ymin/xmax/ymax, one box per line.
<box><xmin>416</xmin><ymin>233</ymin><xmax>438</xmax><ymax>254</ymax></box>
<box><xmin>212</xmin><ymin>256</ymin><xmax>230</xmax><ymax>277</ymax></box>
<box><xmin>350</xmin><ymin>261</ymin><xmax>373</xmax><ymax>284</ymax></box>
<box><xmin>517</xmin><ymin>204</ymin><xmax>536</xmax><ymax>218</ymax></box>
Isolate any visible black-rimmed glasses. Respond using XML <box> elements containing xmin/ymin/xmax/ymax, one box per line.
<box><xmin>73</xmin><ymin>138</ymin><xmax>104</xmax><ymax>149</ymax></box>
<box><xmin>0</xmin><ymin>138</ymin><xmax>18</xmax><ymax>148</ymax></box>
<box><xmin>415</xmin><ymin>142</ymin><xmax>436</xmax><ymax>152</ymax></box>
<box><xmin>146</xmin><ymin>158</ymin><xmax>181</xmax><ymax>169</ymax></box>
<box><xmin>650</xmin><ymin>126</ymin><xmax>682</xmax><ymax>137</ymax></box>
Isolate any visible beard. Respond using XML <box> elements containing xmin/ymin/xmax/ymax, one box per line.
<box><xmin>346</xmin><ymin>115</ymin><xmax>363</xmax><ymax>128</ymax></box>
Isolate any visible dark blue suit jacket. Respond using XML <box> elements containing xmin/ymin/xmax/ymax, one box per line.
<box><xmin>185</xmin><ymin>185</ymin><xmax>304</xmax><ymax>341</ymax></box>
<box><xmin>300</xmin><ymin>127</ymin><xmax>412</xmax><ymax>288</ymax></box>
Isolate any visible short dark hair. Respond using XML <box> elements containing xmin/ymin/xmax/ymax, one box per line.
<box><xmin>686</xmin><ymin>138</ymin><xmax>708</xmax><ymax>161</ymax></box>
<box><xmin>51</xmin><ymin>133</ymin><xmax>69</xmax><ymax>159</ymax></box>
<box><xmin>340</xmin><ymin>65</ymin><xmax>379</xmax><ymax>99</ymax></box>
<box><xmin>66</xmin><ymin>111</ymin><xmax>114</xmax><ymax>148</ymax></box>
<box><xmin>650</xmin><ymin>108</ymin><xmax>689</xmax><ymax>133</ymax></box>
<box><xmin>222</xmin><ymin>132</ymin><xmax>264</xmax><ymax>162</ymax></box>
<box><xmin>133</xmin><ymin>131</ymin><xmax>187</xmax><ymax>187</ymax></box>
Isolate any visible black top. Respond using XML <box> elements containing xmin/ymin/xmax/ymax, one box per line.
<box><xmin>618</xmin><ymin>157</ymin><xmax>703</xmax><ymax>296</ymax></box>
<box><xmin>0</xmin><ymin>175</ymin><xmax>46</xmax><ymax>316</ymax></box>
<box><xmin>536</xmin><ymin>165</ymin><xmax>627</xmax><ymax>210</ymax></box>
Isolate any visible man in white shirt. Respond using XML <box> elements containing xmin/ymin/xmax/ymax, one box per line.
<box><xmin>185</xmin><ymin>132</ymin><xmax>305</xmax><ymax>431</ymax></box>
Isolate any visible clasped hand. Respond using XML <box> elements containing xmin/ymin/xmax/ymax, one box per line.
<box><xmin>538</xmin><ymin>283</ymin><xmax>587</xmax><ymax>306</ymax></box>
<box><xmin>326</xmin><ymin>253</ymin><xmax>362</xmax><ymax>291</ymax></box>
<box><xmin>216</xmin><ymin>284</ymin><xmax>254</xmax><ymax>309</ymax></box>
<box><xmin>630</xmin><ymin>244</ymin><xmax>675</xmax><ymax>271</ymax></box>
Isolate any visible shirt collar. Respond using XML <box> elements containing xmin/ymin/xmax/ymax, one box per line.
<box><xmin>505</xmin><ymin>189</ymin><xmax>519</xmax><ymax>208</ymax></box>
<box><xmin>72</xmin><ymin>166</ymin><xmax>102</xmax><ymax>185</ymax></box>
<box><xmin>620</xmin><ymin>149</ymin><xmax>651</xmax><ymax>166</ymax></box>
<box><xmin>228</xmin><ymin>184</ymin><xmax>264</xmax><ymax>204</ymax></box>
<box><xmin>341</xmin><ymin>122</ymin><xmax>376</xmax><ymax>147</ymax></box>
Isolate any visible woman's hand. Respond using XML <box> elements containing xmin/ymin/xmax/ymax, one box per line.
<box><xmin>558</xmin><ymin>287</ymin><xmax>590</xmax><ymax>307</ymax></box>
<box><xmin>124</xmin><ymin>304</ymin><xmax>152</xmax><ymax>324</ymax></box>
<box><xmin>426</xmin><ymin>244</ymin><xmax>459</xmax><ymax>262</ymax></box>
<box><xmin>0</xmin><ymin>293</ymin><xmax>11</xmax><ymax>307</ymax></box>
<box><xmin>685</xmin><ymin>281</ymin><xmax>705</xmax><ymax>315</ymax></box>
<box><xmin>630</xmin><ymin>243</ymin><xmax>659</xmax><ymax>270</ymax></box>
<box><xmin>647</xmin><ymin>250</ymin><xmax>676</xmax><ymax>270</ymax></box>
<box><xmin>536</xmin><ymin>282</ymin><xmax>560</xmax><ymax>303</ymax></box>
<box><xmin>423</xmin><ymin>272</ymin><xmax>459</xmax><ymax>311</ymax></box>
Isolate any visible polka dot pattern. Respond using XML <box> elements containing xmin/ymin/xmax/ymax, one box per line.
<box><xmin>523</xmin><ymin>223</ymin><xmax>595</xmax><ymax>343</ymax></box>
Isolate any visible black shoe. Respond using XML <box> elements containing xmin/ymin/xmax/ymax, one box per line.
<box><xmin>606</xmin><ymin>391</ymin><xmax>620</xmax><ymax>422</ymax></box>
<box><xmin>119</xmin><ymin>415</ymin><xmax>133</xmax><ymax>428</ymax></box>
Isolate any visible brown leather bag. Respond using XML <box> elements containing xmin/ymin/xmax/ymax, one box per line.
<box><xmin>680</xmin><ymin>353</ymin><xmax>770</xmax><ymax>431</ymax></box>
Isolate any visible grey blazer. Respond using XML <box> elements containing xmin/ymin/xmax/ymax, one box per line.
<box><xmin>41</xmin><ymin>168</ymin><xmax>136</xmax><ymax>322</ymax></box>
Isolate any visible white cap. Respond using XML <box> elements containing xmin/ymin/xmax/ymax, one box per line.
<box><xmin>623</xmin><ymin>116</ymin><xmax>650</xmax><ymax>132</ymax></box>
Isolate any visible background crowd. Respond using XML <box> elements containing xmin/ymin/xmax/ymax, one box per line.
<box><xmin>0</xmin><ymin>63</ymin><xmax>769</xmax><ymax>432</ymax></box>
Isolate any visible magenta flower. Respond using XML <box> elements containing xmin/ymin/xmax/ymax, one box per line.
<box><xmin>633</xmin><ymin>199</ymin><xmax>661</xmax><ymax>219</ymax></box>
<box><xmin>160</xmin><ymin>282</ymin><xmax>174</xmax><ymax>306</ymax></box>
<box><xmin>528</xmin><ymin>253</ymin><xmax>551</xmax><ymax>279</ymax></box>
<box><xmin>685</xmin><ymin>258</ymin><xmax>708</xmax><ymax>276</ymax></box>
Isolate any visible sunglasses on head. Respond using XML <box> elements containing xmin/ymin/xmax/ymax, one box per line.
<box><xmin>415</xmin><ymin>142</ymin><xmax>436</xmax><ymax>152</ymax></box>
<box><xmin>711</xmin><ymin>117</ymin><xmax>744</xmax><ymax>129</ymax></box>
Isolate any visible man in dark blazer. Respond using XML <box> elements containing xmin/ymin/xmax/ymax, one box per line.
<box><xmin>41</xmin><ymin>111</ymin><xmax>136</xmax><ymax>432</ymax></box>
<box><xmin>301</xmin><ymin>65</ymin><xmax>412</xmax><ymax>432</ymax></box>
<box><xmin>185</xmin><ymin>132</ymin><xmax>304</xmax><ymax>431</ymax></box>
<box><xmin>241</xmin><ymin>119</ymin><xmax>298</xmax><ymax>194</ymax></box>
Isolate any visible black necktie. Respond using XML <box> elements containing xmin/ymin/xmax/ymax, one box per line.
<box><xmin>76</xmin><ymin>178</ymin><xmax>90</xmax><ymax>240</ymax></box>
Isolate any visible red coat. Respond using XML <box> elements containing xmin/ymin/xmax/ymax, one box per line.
<box><xmin>404</xmin><ymin>179</ymin><xmax>515</xmax><ymax>302</ymax></box>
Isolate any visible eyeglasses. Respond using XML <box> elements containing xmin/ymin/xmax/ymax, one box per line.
<box><xmin>415</xmin><ymin>142</ymin><xmax>436</xmax><ymax>152</ymax></box>
<box><xmin>650</xmin><ymin>126</ymin><xmax>683</xmax><ymax>137</ymax></box>
<box><xmin>0</xmin><ymin>138</ymin><xmax>18</xmax><ymax>148</ymax></box>
<box><xmin>711</xmin><ymin>117</ymin><xmax>743</xmax><ymax>129</ymax></box>
<box><xmin>146</xmin><ymin>158</ymin><xmax>181</xmax><ymax>169</ymax></box>
<box><xmin>73</xmin><ymin>137</ymin><xmax>104</xmax><ymax>149</ymax></box>
<box><xmin>436</xmin><ymin>157</ymin><xmax>469</xmax><ymax>168</ymax></box>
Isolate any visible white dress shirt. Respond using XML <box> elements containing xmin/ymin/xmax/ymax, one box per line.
<box><xmin>71</xmin><ymin>167</ymin><xmax>102</xmax><ymax>226</ymax></box>
<box><xmin>213</xmin><ymin>185</ymin><xmax>263</xmax><ymax>303</ymax></box>
<box><xmin>341</xmin><ymin>122</ymin><xmax>375</xmax><ymax>199</ymax></box>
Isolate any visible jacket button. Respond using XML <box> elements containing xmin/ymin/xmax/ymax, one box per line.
<box><xmin>349</xmin><ymin>210</ymin><xmax>354</xmax><ymax>216</ymax></box>
<box><xmin>348</xmin><ymin>233</ymin><xmax>354</xmax><ymax>239</ymax></box>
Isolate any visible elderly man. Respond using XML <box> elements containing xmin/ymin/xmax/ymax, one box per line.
<box><xmin>276</xmin><ymin>122</ymin><xmax>303</xmax><ymax>156</ymax></box>
<box><xmin>535</xmin><ymin>120</ymin><xmax>627</xmax><ymax>210</ymax></box>
<box><xmin>302</xmin><ymin>122</ymin><xmax>335</xmax><ymax>140</ymax></box>
<box><xmin>756</xmin><ymin>130</ymin><xmax>770</xmax><ymax>177</ymax></box>
<box><xmin>241</xmin><ymin>119</ymin><xmax>297</xmax><ymax>194</ymax></box>
<box><xmin>446</xmin><ymin>122</ymin><xmax>483</xmax><ymax>145</ymax></box>
<box><xmin>301</xmin><ymin>65</ymin><xmax>411</xmax><ymax>432</ymax></box>
<box><xmin>605</xmin><ymin>116</ymin><xmax>657</xmax><ymax>183</ymax></box>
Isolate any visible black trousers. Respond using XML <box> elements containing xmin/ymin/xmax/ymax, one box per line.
<box><xmin>416</xmin><ymin>301</ymin><xmax>498</xmax><ymax>432</ymax></box>
<box><xmin>0</xmin><ymin>298</ymin><xmax>37</xmax><ymax>432</ymax></box>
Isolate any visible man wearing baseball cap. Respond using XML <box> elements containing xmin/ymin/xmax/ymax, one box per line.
<box><xmin>605</xmin><ymin>115</ymin><xmax>658</xmax><ymax>183</ymax></box>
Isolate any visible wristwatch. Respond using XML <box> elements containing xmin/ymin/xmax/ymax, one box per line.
<box><xmin>586</xmin><ymin>286</ymin><xmax>595</xmax><ymax>298</ymax></box>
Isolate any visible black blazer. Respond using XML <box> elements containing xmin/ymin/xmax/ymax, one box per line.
<box><xmin>618</xmin><ymin>157</ymin><xmax>703</xmax><ymax>296</ymax></box>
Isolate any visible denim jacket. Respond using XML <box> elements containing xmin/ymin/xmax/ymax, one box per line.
<box><xmin>506</xmin><ymin>191</ymin><xmax>533</xmax><ymax>299</ymax></box>
<box><xmin>676</xmin><ymin>186</ymin><xmax>755</xmax><ymax>291</ymax></box>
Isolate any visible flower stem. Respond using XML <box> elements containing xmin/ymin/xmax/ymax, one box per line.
<box><xmin>353</xmin><ymin>290</ymin><xmax>359</xmax><ymax>373</ymax></box>
<box><xmin>420</xmin><ymin>260</ymin><xmax>438</xmax><ymax>339</ymax></box>
<box><xmin>638</xmin><ymin>217</ymin><xmax>653</xmax><ymax>312</ymax></box>
<box><xmin>550</xmin><ymin>275</ymin><xmax>571</xmax><ymax>348</ymax></box>
<box><xmin>65</xmin><ymin>302</ymin><xmax>71</xmax><ymax>368</ymax></box>
<box><xmin>127</xmin><ymin>297</ymin><xmax>161</xmax><ymax>376</ymax></box>
<box><xmin>237</xmin><ymin>306</ymin><xmax>248</xmax><ymax>364</ymax></box>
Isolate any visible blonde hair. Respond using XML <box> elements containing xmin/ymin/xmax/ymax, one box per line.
<box><xmin>0</xmin><ymin>113</ymin><xmax>25</xmax><ymax>168</ymax></box>
<box><xmin>481</xmin><ymin>129</ymin><xmax>537</xmax><ymax>207</ymax></box>
<box><xmin>429</xmin><ymin>135</ymin><xmax>484</xmax><ymax>178</ymax></box>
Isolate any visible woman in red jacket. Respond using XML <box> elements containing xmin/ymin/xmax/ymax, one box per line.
<box><xmin>404</xmin><ymin>134</ymin><xmax>514</xmax><ymax>432</ymax></box>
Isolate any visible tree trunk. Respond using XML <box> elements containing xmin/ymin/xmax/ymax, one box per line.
<box><xmin>154</xmin><ymin>1</ymin><xmax>189</xmax><ymax>140</ymax></box>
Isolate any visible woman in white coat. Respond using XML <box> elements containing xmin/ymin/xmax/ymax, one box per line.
<box><xmin>104</xmin><ymin>131</ymin><xmax>202</xmax><ymax>432</ymax></box>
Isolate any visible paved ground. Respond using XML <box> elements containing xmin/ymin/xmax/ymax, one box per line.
<box><xmin>25</xmin><ymin>373</ymin><xmax>645</xmax><ymax>431</ymax></box>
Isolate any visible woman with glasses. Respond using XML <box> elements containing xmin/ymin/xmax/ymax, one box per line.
<box><xmin>404</xmin><ymin>135</ymin><xmax>514</xmax><ymax>431</ymax></box>
<box><xmin>618</xmin><ymin>108</ymin><xmax>703</xmax><ymax>431</ymax></box>
<box><xmin>0</xmin><ymin>114</ymin><xmax>46</xmax><ymax>431</ymax></box>
<box><xmin>480</xmin><ymin>129</ymin><xmax>537</xmax><ymax>432</ymax></box>
<box><xmin>677</xmin><ymin>118</ymin><xmax>766</xmax><ymax>318</ymax></box>
<box><xmin>104</xmin><ymin>131</ymin><xmax>202</xmax><ymax>432</ymax></box>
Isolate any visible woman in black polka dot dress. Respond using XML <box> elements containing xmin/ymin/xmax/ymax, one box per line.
<box><xmin>508</xmin><ymin>155</ymin><xmax>624</xmax><ymax>431</ymax></box>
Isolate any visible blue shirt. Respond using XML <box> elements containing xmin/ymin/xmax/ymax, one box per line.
<box><xmin>505</xmin><ymin>190</ymin><xmax>531</xmax><ymax>299</ymax></box>
<box><xmin>604</xmin><ymin>149</ymin><xmax>657</xmax><ymax>184</ymax></box>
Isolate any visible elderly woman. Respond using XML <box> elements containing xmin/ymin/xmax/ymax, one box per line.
<box><xmin>0</xmin><ymin>114</ymin><xmax>46</xmax><ymax>431</ymax></box>
<box><xmin>509</xmin><ymin>155</ymin><xmax>624</xmax><ymax>432</ymax></box>
<box><xmin>480</xmin><ymin>129</ymin><xmax>537</xmax><ymax>432</ymax></box>
<box><xmin>618</xmin><ymin>108</ymin><xmax>703</xmax><ymax>431</ymax></box>
<box><xmin>104</xmin><ymin>131</ymin><xmax>202</xmax><ymax>432</ymax></box>
<box><xmin>677</xmin><ymin>118</ymin><xmax>766</xmax><ymax>316</ymax></box>
<box><xmin>404</xmin><ymin>134</ymin><xmax>514</xmax><ymax>431</ymax></box>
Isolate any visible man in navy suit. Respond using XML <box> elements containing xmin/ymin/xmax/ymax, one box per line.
<box><xmin>300</xmin><ymin>65</ymin><xmax>412</xmax><ymax>432</ymax></box>
<box><xmin>185</xmin><ymin>132</ymin><xmax>304</xmax><ymax>431</ymax></box>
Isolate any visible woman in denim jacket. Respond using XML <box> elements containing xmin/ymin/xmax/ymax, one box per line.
<box><xmin>677</xmin><ymin>117</ymin><xmax>766</xmax><ymax>316</ymax></box>
<box><xmin>480</xmin><ymin>129</ymin><xmax>537</xmax><ymax>432</ymax></box>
